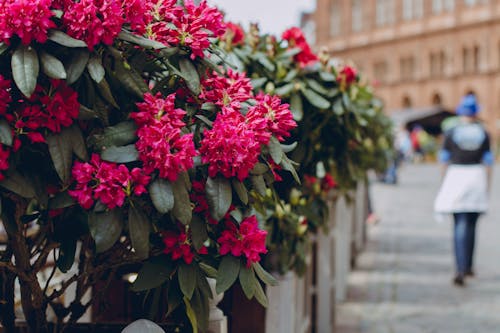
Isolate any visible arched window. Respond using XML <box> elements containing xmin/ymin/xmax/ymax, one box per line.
<box><xmin>432</xmin><ymin>93</ymin><xmax>442</xmax><ymax>105</ymax></box>
<box><xmin>402</xmin><ymin>95</ymin><xmax>412</xmax><ymax>108</ymax></box>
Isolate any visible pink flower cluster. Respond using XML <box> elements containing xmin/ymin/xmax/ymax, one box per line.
<box><xmin>122</xmin><ymin>0</ymin><xmax>152</xmax><ymax>34</ymax></box>
<box><xmin>6</xmin><ymin>80</ymin><xmax>80</xmax><ymax>143</ymax></box>
<box><xmin>281</xmin><ymin>27</ymin><xmax>318</xmax><ymax>68</ymax></box>
<box><xmin>217</xmin><ymin>215</ymin><xmax>267</xmax><ymax>266</ymax></box>
<box><xmin>162</xmin><ymin>226</ymin><xmax>207</xmax><ymax>264</ymax></box>
<box><xmin>0</xmin><ymin>145</ymin><xmax>11</xmax><ymax>181</ymax></box>
<box><xmin>337</xmin><ymin>65</ymin><xmax>357</xmax><ymax>89</ymax></box>
<box><xmin>148</xmin><ymin>0</ymin><xmax>226</xmax><ymax>59</ymax></box>
<box><xmin>0</xmin><ymin>0</ymin><xmax>55</xmax><ymax>45</ymax></box>
<box><xmin>223</xmin><ymin>22</ymin><xmax>244</xmax><ymax>46</ymax></box>
<box><xmin>190</xmin><ymin>180</ymin><xmax>218</xmax><ymax>225</ymax></box>
<box><xmin>200</xmin><ymin>69</ymin><xmax>253</xmax><ymax>109</ymax></box>
<box><xmin>69</xmin><ymin>154</ymin><xmax>150</xmax><ymax>209</ymax></box>
<box><xmin>0</xmin><ymin>75</ymin><xmax>12</xmax><ymax>115</ymax></box>
<box><xmin>132</xmin><ymin>93</ymin><xmax>196</xmax><ymax>181</ymax></box>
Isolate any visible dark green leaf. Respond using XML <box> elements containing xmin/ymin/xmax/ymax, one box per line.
<box><xmin>88</xmin><ymin>209</ymin><xmax>123</xmax><ymax>253</ymax></box>
<box><xmin>277</xmin><ymin>47</ymin><xmax>302</xmax><ymax>60</ymax></box>
<box><xmin>302</xmin><ymin>88</ymin><xmax>330</xmax><ymax>109</ymax></box>
<box><xmin>178</xmin><ymin>263</ymin><xmax>197</xmax><ymax>299</ymax></box>
<box><xmin>0</xmin><ymin>43</ymin><xmax>9</xmax><ymax>55</ymax></box>
<box><xmin>0</xmin><ymin>171</ymin><xmax>36</xmax><ymax>198</ymax></box>
<box><xmin>179</xmin><ymin>58</ymin><xmax>201</xmax><ymax>95</ymax></box>
<box><xmin>128</xmin><ymin>205</ymin><xmax>150</xmax><ymax>260</ymax></box>
<box><xmin>306</xmin><ymin>78</ymin><xmax>329</xmax><ymax>95</ymax></box>
<box><xmin>0</xmin><ymin>120</ymin><xmax>12</xmax><ymax>146</ymax></box>
<box><xmin>252</xmin><ymin>262</ymin><xmax>278</xmax><ymax>286</ymax></box>
<box><xmin>196</xmin><ymin>271</ymin><xmax>213</xmax><ymax>299</ymax></box>
<box><xmin>101</xmin><ymin>144</ymin><xmax>139</xmax><ymax>163</ymax></box>
<box><xmin>149</xmin><ymin>179</ymin><xmax>174</xmax><ymax>214</ymax></box>
<box><xmin>109</xmin><ymin>47</ymin><xmax>148</xmax><ymax>98</ymax></box>
<box><xmin>255</xmin><ymin>53</ymin><xmax>275</xmax><ymax>71</ymax></box>
<box><xmin>199</xmin><ymin>263</ymin><xmax>217</xmax><ymax>278</ymax></box>
<box><xmin>57</xmin><ymin>237</ymin><xmax>77</xmax><ymax>273</ymax></box>
<box><xmin>333</xmin><ymin>99</ymin><xmax>344</xmax><ymax>115</ymax></box>
<box><xmin>167</xmin><ymin>279</ymin><xmax>183</xmax><ymax>316</ymax></box>
<box><xmin>250</xmin><ymin>175</ymin><xmax>266</xmax><ymax>196</ymax></box>
<box><xmin>67</xmin><ymin>125</ymin><xmax>88</xmax><ymax>161</ymax></box>
<box><xmin>250</xmin><ymin>77</ymin><xmax>267</xmax><ymax>90</ymax></box>
<box><xmin>205</xmin><ymin>177</ymin><xmax>232</xmax><ymax>221</ymax></box>
<box><xmin>91</xmin><ymin>121</ymin><xmax>137</xmax><ymax>148</ymax></box>
<box><xmin>171</xmin><ymin>175</ymin><xmax>192</xmax><ymax>225</ymax></box>
<box><xmin>268</xmin><ymin>136</ymin><xmax>283</xmax><ymax>164</ymax></box>
<box><xmin>229</xmin><ymin>209</ymin><xmax>242</xmax><ymax>223</ymax></box>
<box><xmin>87</xmin><ymin>56</ymin><xmax>105</xmax><ymax>83</ymax></box>
<box><xmin>231</xmin><ymin>179</ymin><xmax>248</xmax><ymax>205</ymax></box>
<box><xmin>48</xmin><ymin>30</ymin><xmax>87</xmax><ymax>47</ymax></box>
<box><xmin>190</xmin><ymin>288</ymin><xmax>209</xmax><ymax>331</ymax></box>
<box><xmin>320</xmin><ymin>71</ymin><xmax>336</xmax><ymax>82</ymax></box>
<box><xmin>40</xmin><ymin>51</ymin><xmax>66</xmax><ymax>79</ymax></box>
<box><xmin>66</xmin><ymin>50</ymin><xmax>90</xmax><ymax>84</ymax></box>
<box><xmin>239</xmin><ymin>266</ymin><xmax>256</xmax><ymax>299</ymax></box>
<box><xmin>183</xmin><ymin>297</ymin><xmax>199</xmax><ymax>333</ymax></box>
<box><xmin>280</xmin><ymin>155</ymin><xmax>300</xmax><ymax>184</ymax></box>
<box><xmin>47</xmin><ymin>131</ymin><xmax>74</xmax><ymax>185</ymax></box>
<box><xmin>118</xmin><ymin>31</ymin><xmax>166</xmax><ymax>49</ymax></box>
<box><xmin>281</xmin><ymin>141</ymin><xmax>297</xmax><ymax>153</ymax></box>
<box><xmin>194</xmin><ymin>115</ymin><xmax>213</xmax><ymax>127</ymax></box>
<box><xmin>216</xmin><ymin>255</ymin><xmax>240</xmax><ymax>294</ymax></box>
<box><xmin>289</xmin><ymin>93</ymin><xmax>303</xmax><ymax>121</ymax></box>
<box><xmin>253</xmin><ymin>279</ymin><xmax>268</xmax><ymax>307</ymax></box>
<box><xmin>96</xmin><ymin>79</ymin><xmax>119</xmax><ymax>109</ymax></box>
<box><xmin>191</xmin><ymin>215</ymin><xmax>208</xmax><ymax>250</ymax></box>
<box><xmin>282</xmin><ymin>69</ymin><xmax>298</xmax><ymax>82</ymax></box>
<box><xmin>11</xmin><ymin>44</ymin><xmax>39</xmax><ymax>98</ymax></box>
<box><xmin>131</xmin><ymin>255</ymin><xmax>174</xmax><ymax>292</ymax></box>
<box><xmin>48</xmin><ymin>191</ymin><xmax>75</xmax><ymax>209</ymax></box>
<box><xmin>274</xmin><ymin>83</ymin><xmax>294</xmax><ymax>96</ymax></box>
<box><xmin>250</xmin><ymin>163</ymin><xmax>269</xmax><ymax>175</ymax></box>
<box><xmin>78</xmin><ymin>104</ymin><xmax>100</xmax><ymax>120</ymax></box>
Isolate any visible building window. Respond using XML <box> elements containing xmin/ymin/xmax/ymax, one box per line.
<box><xmin>403</xmin><ymin>0</ymin><xmax>424</xmax><ymax>20</ymax></box>
<box><xmin>376</xmin><ymin>0</ymin><xmax>395</xmax><ymax>26</ymax></box>
<box><xmin>352</xmin><ymin>0</ymin><xmax>363</xmax><ymax>32</ymax></box>
<box><xmin>462</xmin><ymin>46</ymin><xmax>480</xmax><ymax>73</ymax></box>
<box><xmin>464</xmin><ymin>0</ymin><xmax>488</xmax><ymax>6</ymax></box>
<box><xmin>430</xmin><ymin>51</ymin><xmax>445</xmax><ymax>77</ymax></box>
<box><xmin>400</xmin><ymin>56</ymin><xmax>416</xmax><ymax>81</ymax></box>
<box><xmin>330</xmin><ymin>1</ymin><xmax>342</xmax><ymax>37</ymax></box>
<box><xmin>432</xmin><ymin>93</ymin><xmax>442</xmax><ymax>105</ymax></box>
<box><xmin>402</xmin><ymin>95</ymin><xmax>412</xmax><ymax>108</ymax></box>
<box><xmin>433</xmin><ymin>0</ymin><xmax>455</xmax><ymax>13</ymax></box>
<box><xmin>374</xmin><ymin>61</ymin><xmax>389</xmax><ymax>83</ymax></box>
<box><xmin>473</xmin><ymin>45</ymin><xmax>480</xmax><ymax>72</ymax></box>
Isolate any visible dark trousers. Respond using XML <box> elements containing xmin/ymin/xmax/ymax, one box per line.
<box><xmin>453</xmin><ymin>212</ymin><xmax>479</xmax><ymax>275</ymax></box>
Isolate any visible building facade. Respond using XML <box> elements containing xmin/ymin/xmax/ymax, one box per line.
<box><xmin>314</xmin><ymin>0</ymin><xmax>500</xmax><ymax>135</ymax></box>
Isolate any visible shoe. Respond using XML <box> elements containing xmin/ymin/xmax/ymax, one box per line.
<box><xmin>465</xmin><ymin>270</ymin><xmax>475</xmax><ymax>277</ymax></box>
<box><xmin>453</xmin><ymin>275</ymin><xmax>465</xmax><ymax>287</ymax></box>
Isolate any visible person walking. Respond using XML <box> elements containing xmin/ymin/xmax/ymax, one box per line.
<box><xmin>434</xmin><ymin>93</ymin><xmax>494</xmax><ymax>287</ymax></box>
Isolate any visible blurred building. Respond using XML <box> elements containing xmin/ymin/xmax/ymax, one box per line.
<box><xmin>313</xmin><ymin>0</ymin><xmax>500</xmax><ymax>135</ymax></box>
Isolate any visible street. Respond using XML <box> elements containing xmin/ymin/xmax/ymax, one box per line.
<box><xmin>336</xmin><ymin>163</ymin><xmax>500</xmax><ymax>333</ymax></box>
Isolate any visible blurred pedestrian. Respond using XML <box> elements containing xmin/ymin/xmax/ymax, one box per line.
<box><xmin>434</xmin><ymin>93</ymin><xmax>493</xmax><ymax>287</ymax></box>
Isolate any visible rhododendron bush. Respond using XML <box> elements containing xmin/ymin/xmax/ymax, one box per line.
<box><xmin>219</xmin><ymin>24</ymin><xmax>393</xmax><ymax>275</ymax></box>
<box><xmin>0</xmin><ymin>1</ymin><xmax>297</xmax><ymax>332</ymax></box>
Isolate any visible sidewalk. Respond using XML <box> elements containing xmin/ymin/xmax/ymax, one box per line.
<box><xmin>336</xmin><ymin>164</ymin><xmax>500</xmax><ymax>333</ymax></box>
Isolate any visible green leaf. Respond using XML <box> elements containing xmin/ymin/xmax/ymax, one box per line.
<box><xmin>231</xmin><ymin>179</ymin><xmax>248</xmax><ymax>205</ymax></box>
<box><xmin>67</xmin><ymin>125</ymin><xmax>88</xmax><ymax>161</ymax></box>
<box><xmin>40</xmin><ymin>51</ymin><xmax>67</xmax><ymax>79</ymax></box>
<box><xmin>277</xmin><ymin>47</ymin><xmax>302</xmax><ymax>61</ymax></box>
<box><xmin>199</xmin><ymin>263</ymin><xmax>217</xmax><ymax>278</ymax></box>
<box><xmin>268</xmin><ymin>136</ymin><xmax>283</xmax><ymax>164</ymax></box>
<box><xmin>88</xmin><ymin>209</ymin><xmax>123</xmax><ymax>253</ymax></box>
<box><xmin>96</xmin><ymin>79</ymin><xmax>119</xmax><ymax>109</ymax></box>
<box><xmin>48</xmin><ymin>30</ymin><xmax>87</xmax><ymax>47</ymax></box>
<box><xmin>66</xmin><ymin>50</ymin><xmax>89</xmax><ymax>84</ymax></box>
<box><xmin>128</xmin><ymin>205</ymin><xmax>150</xmax><ymax>260</ymax></box>
<box><xmin>48</xmin><ymin>191</ymin><xmax>75</xmax><ymax>209</ymax></box>
<box><xmin>194</xmin><ymin>114</ymin><xmax>213</xmax><ymax>127</ymax></box>
<box><xmin>216</xmin><ymin>255</ymin><xmax>240</xmax><ymax>294</ymax></box>
<box><xmin>100</xmin><ymin>144</ymin><xmax>139</xmax><ymax>163</ymax></box>
<box><xmin>167</xmin><ymin>280</ymin><xmax>183</xmax><ymax>316</ymax></box>
<box><xmin>280</xmin><ymin>155</ymin><xmax>300</xmax><ymax>184</ymax></box>
<box><xmin>282</xmin><ymin>69</ymin><xmax>298</xmax><ymax>82</ymax></box>
<box><xmin>302</xmin><ymin>88</ymin><xmax>330</xmax><ymax>109</ymax></box>
<box><xmin>87</xmin><ymin>56</ymin><xmax>105</xmax><ymax>83</ymax></box>
<box><xmin>250</xmin><ymin>163</ymin><xmax>269</xmax><ymax>175</ymax></box>
<box><xmin>118</xmin><ymin>31</ymin><xmax>166</xmax><ymax>49</ymax></box>
<box><xmin>274</xmin><ymin>83</ymin><xmax>294</xmax><ymax>96</ymax></box>
<box><xmin>250</xmin><ymin>77</ymin><xmax>267</xmax><ymax>90</ymax></box>
<box><xmin>333</xmin><ymin>99</ymin><xmax>344</xmax><ymax>115</ymax></box>
<box><xmin>91</xmin><ymin>121</ymin><xmax>137</xmax><ymax>148</ymax></box>
<box><xmin>190</xmin><ymin>288</ymin><xmax>209</xmax><ymax>330</ymax></box>
<box><xmin>205</xmin><ymin>177</ymin><xmax>232</xmax><ymax>221</ymax></box>
<box><xmin>178</xmin><ymin>263</ymin><xmax>197</xmax><ymax>299</ymax></box>
<box><xmin>109</xmin><ymin>47</ymin><xmax>148</xmax><ymax>98</ymax></box>
<box><xmin>250</xmin><ymin>175</ymin><xmax>266</xmax><ymax>196</ymax></box>
<box><xmin>254</xmin><ymin>53</ymin><xmax>275</xmax><ymax>71</ymax></box>
<box><xmin>239</xmin><ymin>266</ymin><xmax>256</xmax><ymax>299</ymax></box>
<box><xmin>184</xmin><ymin>297</ymin><xmax>199</xmax><ymax>333</ymax></box>
<box><xmin>306</xmin><ymin>78</ymin><xmax>330</xmax><ymax>95</ymax></box>
<box><xmin>252</xmin><ymin>262</ymin><xmax>278</xmax><ymax>286</ymax></box>
<box><xmin>57</xmin><ymin>237</ymin><xmax>77</xmax><ymax>273</ymax></box>
<box><xmin>289</xmin><ymin>93</ymin><xmax>303</xmax><ymax>121</ymax></box>
<box><xmin>0</xmin><ymin>43</ymin><xmax>9</xmax><ymax>55</ymax></box>
<box><xmin>131</xmin><ymin>255</ymin><xmax>174</xmax><ymax>292</ymax></box>
<box><xmin>171</xmin><ymin>175</ymin><xmax>192</xmax><ymax>225</ymax></box>
<box><xmin>191</xmin><ymin>215</ymin><xmax>208</xmax><ymax>251</ymax></box>
<box><xmin>11</xmin><ymin>44</ymin><xmax>39</xmax><ymax>98</ymax></box>
<box><xmin>179</xmin><ymin>58</ymin><xmax>201</xmax><ymax>95</ymax></box>
<box><xmin>320</xmin><ymin>71</ymin><xmax>336</xmax><ymax>82</ymax></box>
<box><xmin>281</xmin><ymin>141</ymin><xmax>297</xmax><ymax>153</ymax></box>
<box><xmin>47</xmin><ymin>131</ymin><xmax>73</xmax><ymax>185</ymax></box>
<box><xmin>0</xmin><ymin>171</ymin><xmax>36</xmax><ymax>198</ymax></box>
<box><xmin>253</xmin><ymin>279</ymin><xmax>268</xmax><ymax>307</ymax></box>
<box><xmin>0</xmin><ymin>120</ymin><xmax>12</xmax><ymax>146</ymax></box>
<box><xmin>149</xmin><ymin>179</ymin><xmax>174</xmax><ymax>214</ymax></box>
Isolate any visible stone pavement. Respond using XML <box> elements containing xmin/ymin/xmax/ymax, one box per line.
<box><xmin>335</xmin><ymin>163</ymin><xmax>500</xmax><ymax>333</ymax></box>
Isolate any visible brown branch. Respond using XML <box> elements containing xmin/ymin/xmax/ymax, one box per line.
<box><xmin>33</xmin><ymin>241</ymin><xmax>59</xmax><ymax>272</ymax></box>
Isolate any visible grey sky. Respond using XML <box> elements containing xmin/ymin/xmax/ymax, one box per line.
<box><xmin>209</xmin><ymin>0</ymin><xmax>316</xmax><ymax>36</ymax></box>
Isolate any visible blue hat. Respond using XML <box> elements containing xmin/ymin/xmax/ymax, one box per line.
<box><xmin>456</xmin><ymin>94</ymin><xmax>480</xmax><ymax>116</ymax></box>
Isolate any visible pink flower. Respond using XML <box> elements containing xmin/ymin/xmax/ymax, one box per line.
<box><xmin>39</xmin><ymin>80</ymin><xmax>80</xmax><ymax>133</ymax></box>
<box><xmin>0</xmin><ymin>0</ymin><xmax>55</xmax><ymax>45</ymax></box>
<box><xmin>63</xmin><ymin>0</ymin><xmax>124</xmax><ymax>50</ymax></box>
<box><xmin>0</xmin><ymin>75</ymin><xmax>11</xmax><ymax>115</ymax></box>
<box><xmin>224</xmin><ymin>22</ymin><xmax>244</xmax><ymax>45</ymax></box>
<box><xmin>132</xmin><ymin>93</ymin><xmax>196</xmax><ymax>181</ymax></box>
<box><xmin>199</xmin><ymin>110</ymin><xmax>261</xmax><ymax>181</ymax></box>
<box><xmin>217</xmin><ymin>216</ymin><xmax>267</xmax><ymax>266</ymax></box>
<box><xmin>69</xmin><ymin>154</ymin><xmax>150</xmax><ymax>210</ymax></box>
<box><xmin>0</xmin><ymin>145</ymin><xmax>10</xmax><ymax>181</ymax></box>
<box><xmin>147</xmin><ymin>0</ymin><xmax>226</xmax><ymax>59</ymax></box>
<box><xmin>199</xmin><ymin>69</ymin><xmax>253</xmax><ymax>110</ymax></box>
<box><xmin>162</xmin><ymin>227</ymin><xmax>207</xmax><ymax>264</ymax></box>
<box><xmin>121</xmin><ymin>0</ymin><xmax>153</xmax><ymax>34</ymax></box>
<box><xmin>246</xmin><ymin>93</ymin><xmax>297</xmax><ymax>143</ymax></box>
<box><xmin>337</xmin><ymin>66</ymin><xmax>357</xmax><ymax>89</ymax></box>
<box><xmin>281</xmin><ymin>27</ymin><xmax>318</xmax><ymax>68</ymax></box>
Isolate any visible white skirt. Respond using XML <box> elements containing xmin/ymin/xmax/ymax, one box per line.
<box><xmin>434</xmin><ymin>164</ymin><xmax>488</xmax><ymax>213</ymax></box>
